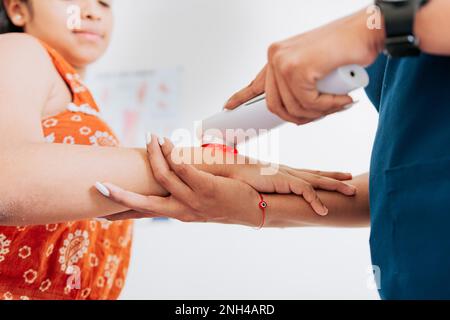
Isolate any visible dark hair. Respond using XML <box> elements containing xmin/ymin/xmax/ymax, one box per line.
<box><xmin>0</xmin><ymin>0</ymin><xmax>26</xmax><ymax>34</ymax></box>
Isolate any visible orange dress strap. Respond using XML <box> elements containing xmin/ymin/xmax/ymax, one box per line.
<box><xmin>39</xmin><ymin>40</ymin><xmax>99</xmax><ymax>112</ymax></box>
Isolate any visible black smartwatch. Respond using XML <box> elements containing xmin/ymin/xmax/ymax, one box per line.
<box><xmin>375</xmin><ymin>0</ymin><xmax>429</xmax><ymax>57</ymax></box>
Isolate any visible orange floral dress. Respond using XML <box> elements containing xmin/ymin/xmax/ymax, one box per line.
<box><xmin>0</xmin><ymin>40</ymin><xmax>133</xmax><ymax>300</ymax></box>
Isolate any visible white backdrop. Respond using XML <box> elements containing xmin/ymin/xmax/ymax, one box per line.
<box><xmin>90</xmin><ymin>0</ymin><xmax>380</xmax><ymax>299</ymax></box>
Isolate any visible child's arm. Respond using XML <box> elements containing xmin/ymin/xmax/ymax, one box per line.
<box><xmin>263</xmin><ymin>173</ymin><xmax>369</xmax><ymax>228</ymax></box>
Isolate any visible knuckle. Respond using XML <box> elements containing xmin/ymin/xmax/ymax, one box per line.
<box><xmin>279</xmin><ymin>60</ymin><xmax>296</xmax><ymax>78</ymax></box>
<box><xmin>304</xmin><ymin>183</ymin><xmax>315</xmax><ymax>194</ymax></box>
<box><xmin>175</xmin><ymin>164</ymin><xmax>189</xmax><ymax>176</ymax></box>
<box><xmin>154</xmin><ymin>171</ymin><xmax>170</xmax><ymax>185</ymax></box>
<box><xmin>163</xmin><ymin>149</ymin><xmax>173</xmax><ymax>161</ymax></box>
<box><xmin>303</xmin><ymin>68</ymin><xmax>318</xmax><ymax>84</ymax></box>
<box><xmin>268</xmin><ymin>42</ymin><xmax>282</xmax><ymax>59</ymax></box>
<box><xmin>203</xmin><ymin>180</ymin><xmax>217</xmax><ymax>197</ymax></box>
<box><xmin>249</xmin><ymin>83</ymin><xmax>262</xmax><ymax>97</ymax></box>
<box><xmin>301</xmin><ymin>100</ymin><xmax>315</xmax><ymax>111</ymax></box>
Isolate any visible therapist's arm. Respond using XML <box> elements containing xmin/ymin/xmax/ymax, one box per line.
<box><xmin>223</xmin><ymin>0</ymin><xmax>450</xmax><ymax>127</ymax></box>
<box><xmin>415</xmin><ymin>0</ymin><xmax>450</xmax><ymax>55</ymax></box>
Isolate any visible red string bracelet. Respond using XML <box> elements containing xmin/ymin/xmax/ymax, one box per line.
<box><xmin>257</xmin><ymin>193</ymin><xmax>268</xmax><ymax>230</ymax></box>
<box><xmin>201</xmin><ymin>143</ymin><xmax>238</xmax><ymax>154</ymax></box>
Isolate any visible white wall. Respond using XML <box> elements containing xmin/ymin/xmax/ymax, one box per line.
<box><xmin>91</xmin><ymin>0</ymin><xmax>380</xmax><ymax>299</ymax></box>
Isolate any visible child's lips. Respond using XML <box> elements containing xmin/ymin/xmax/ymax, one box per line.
<box><xmin>72</xmin><ymin>30</ymin><xmax>104</xmax><ymax>42</ymax></box>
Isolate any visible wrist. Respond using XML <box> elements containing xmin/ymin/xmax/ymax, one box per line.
<box><xmin>245</xmin><ymin>188</ymin><xmax>266</xmax><ymax>228</ymax></box>
<box><xmin>355</xmin><ymin>7</ymin><xmax>386</xmax><ymax>60</ymax></box>
<box><xmin>195</xmin><ymin>145</ymin><xmax>245</xmax><ymax>177</ymax></box>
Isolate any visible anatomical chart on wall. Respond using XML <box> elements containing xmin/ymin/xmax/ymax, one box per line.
<box><xmin>87</xmin><ymin>68</ymin><xmax>182</xmax><ymax>148</ymax></box>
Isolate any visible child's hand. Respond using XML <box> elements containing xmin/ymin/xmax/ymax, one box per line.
<box><xmin>227</xmin><ymin>163</ymin><xmax>356</xmax><ymax>216</ymax></box>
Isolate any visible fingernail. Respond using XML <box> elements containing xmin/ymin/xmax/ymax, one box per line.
<box><xmin>146</xmin><ymin>132</ymin><xmax>152</xmax><ymax>145</ymax></box>
<box><xmin>346</xmin><ymin>186</ymin><xmax>357</xmax><ymax>195</ymax></box>
<box><xmin>95</xmin><ymin>182</ymin><xmax>110</xmax><ymax>197</ymax></box>
<box><xmin>223</xmin><ymin>99</ymin><xmax>231</xmax><ymax>109</ymax></box>
<box><xmin>158</xmin><ymin>136</ymin><xmax>166</xmax><ymax>146</ymax></box>
<box><xmin>95</xmin><ymin>218</ymin><xmax>109</xmax><ymax>223</ymax></box>
<box><xmin>316</xmin><ymin>206</ymin><xmax>328</xmax><ymax>217</ymax></box>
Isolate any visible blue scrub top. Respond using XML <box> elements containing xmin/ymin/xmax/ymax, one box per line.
<box><xmin>366</xmin><ymin>53</ymin><xmax>450</xmax><ymax>299</ymax></box>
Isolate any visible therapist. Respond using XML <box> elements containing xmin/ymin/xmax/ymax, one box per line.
<box><xmin>99</xmin><ymin>0</ymin><xmax>450</xmax><ymax>299</ymax></box>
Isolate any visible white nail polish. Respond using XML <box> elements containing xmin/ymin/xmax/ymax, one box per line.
<box><xmin>158</xmin><ymin>137</ymin><xmax>165</xmax><ymax>146</ymax></box>
<box><xmin>95</xmin><ymin>182</ymin><xmax>110</xmax><ymax>197</ymax></box>
<box><xmin>146</xmin><ymin>132</ymin><xmax>152</xmax><ymax>145</ymax></box>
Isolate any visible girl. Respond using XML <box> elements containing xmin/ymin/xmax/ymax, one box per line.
<box><xmin>0</xmin><ymin>0</ymin><xmax>356</xmax><ymax>300</ymax></box>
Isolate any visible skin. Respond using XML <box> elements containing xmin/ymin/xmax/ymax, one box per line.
<box><xmin>0</xmin><ymin>0</ymin><xmax>357</xmax><ymax>226</ymax></box>
<box><xmin>99</xmin><ymin>0</ymin><xmax>450</xmax><ymax>228</ymax></box>
<box><xmin>103</xmin><ymin>137</ymin><xmax>369</xmax><ymax>228</ymax></box>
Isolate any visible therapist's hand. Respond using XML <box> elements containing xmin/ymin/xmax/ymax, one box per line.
<box><xmin>224</xmin><ymin>8</ymin><xmax>385</xmax><ymax>125</ymax></box>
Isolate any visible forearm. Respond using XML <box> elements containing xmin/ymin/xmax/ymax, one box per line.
<box><xmin>414</xmin><ymin>0</ymin><xmax>450</xmax><ymax>55</ymax></box>
<box><xmin>0</xmin><ymin>143</ymin><xmax>169</xmax><ymax>226</ymax></box>
<box><xmin>263</xmin><ymin>173</ymin><xmax>370</xmax><ymax>228</ymax></box>
<box><xmin>0</xmin><ymin>143</ymin><xmax>239</xmax><ymax>226</ymax></box>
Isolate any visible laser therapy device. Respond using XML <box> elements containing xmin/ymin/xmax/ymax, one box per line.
<box><xmin>199</xmin><ymin>65</ymin><xmax>369</xmax><ymax>148</ymax></box>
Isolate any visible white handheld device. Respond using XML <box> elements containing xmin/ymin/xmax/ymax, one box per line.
<box><xmin>199</xmin><ymin>64</ymin><xmax>369</xmax><ymax>146</ymax></box>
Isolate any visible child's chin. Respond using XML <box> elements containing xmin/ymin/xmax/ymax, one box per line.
<box><xmin>71</xmin><ymin>49</ymin><xmax>106</xmax><ymax>67</ymax></box>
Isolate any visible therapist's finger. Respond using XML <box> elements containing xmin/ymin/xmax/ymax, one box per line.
<box><xmin>104</xmin><ymin>195</ymin><xmax>204</xmax><ymax>224</ymax></box>
<box><xmin>99</xmin><ymin>182</ymin><xmax>168</xmax><ymax>215</ymax></box>
<box><xmin>147</xmin><ymin>134</ymin><xmax>195</xmax><ymax>199</ymax></box>
<box><xmin>159</xmin><ymin>137</ymin><xmax>217</xmax><ymax>194</ymax></box>
<box><xmin>103</xmin><ymin>210</ymin><xmax>161</xmax><ymax>221</ymax></box>
<box><xmin>266</xmin><ymin>65</ymin><xmax>308</xmax><ymax>125</ymax></box>
<box><xmin>291</xmin><ymin>81</ymin><xmax>354</xmax><ymax>114</ymax></box>
<box><xmin>98</xmin><ymin>182</ymin><xmax>191</xmax><ymax>220</ymax></box>
<box><xmin>271</xmin><ymin>60</ymin><xmax>323</xmax><ymax>120</ymax></box>
<box><xmin>224</xmin><ymin>65</ymin><xmax>267</xmax><ymax>110</ymax></box>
